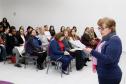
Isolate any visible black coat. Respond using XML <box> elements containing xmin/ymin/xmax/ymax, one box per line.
<box><xmin>6</xmin><ymin>34</ymin><xmax>24</xmax><ymax>55</ymax></box>
<box><xmin>81</xmin><ymin>33</ymin><xmax>92</xmax><ymax>47</ymax></box>
<box><xmin>0</xmin><ymin>22</ymin><xmax>10</xmax><ymax>28</ymax></box>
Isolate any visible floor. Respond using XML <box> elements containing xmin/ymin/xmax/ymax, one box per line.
<box><xmin>0</xmin><ymin>52</ymin><xmax>126</xmax><ymax>84</ymax></box>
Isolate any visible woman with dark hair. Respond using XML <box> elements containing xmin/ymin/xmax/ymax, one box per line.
<box><xmin>0</xmin><ymin>18</ymin><xmax>10</xmax><ymax>29</ymax></box>
<box><xmin>25</xmin><ymin>29</ymin><xmax>47</xmax><ymax>70</ymax></box>
<box><xmin>81</xmin><ymin>27</ymin><xmax>100</xmax><ymax>49</ymax></box>
<box><xmin>81</xmin><ymin>27</ymin><xmax>92</xmax><ymax>47</ymax></box>
<box><xmin>72</xmin><ymin>26</ymin><xmax>77</xmax><ymax>32</ymax></box>
<box><xmin>25</xmin><ymin>26</ymin><xmax>33</xmax><ymax>41</ymax></box>
<box><xmin>49</xmin><ymin>32</ymin><xmax>73</xmax><ymax>74</ymax></box>
<box><xmin>60</xmin><ymin>26</ymin><xmax>65</xmax><ymax>32</ymax></box>
<box><xmin>17</xmin><ymin>26</ymin><xmax>25</xmax><ymax>44</ymax></box>
<box><xmin>90</xmin><ymin>27</ymin><xmax>97</xmax><ymax>38</ymax></box>
<box><xmin>49</xmin><ymin>25</ymin><xmax>56</xmax><ymax>37</ymax></box>
<box><xmin>6</xmin><ymin>26</ymin><xmax>17</xmax><ymax>56</ymax></box>
<box><xmin>5</xmin><ymin>26</ymin><xmax>24</xmax><ymax>67</ymax></box>
<box><xmin>84</xmin><ymin>17</ymin><xmax>122</xmax><ymax>84</ymax></box>
<box><xmin>13</xmin><ymin>26</ymin><xmax>26</xmax><ymax>67</ymax></box>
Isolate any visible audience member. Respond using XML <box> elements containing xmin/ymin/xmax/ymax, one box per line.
<box><xmin>60</xmin><ymin>26</ymin><xmax>65</xmax><ymax>32</ymax></box>
<box><xmin>25</xmin><ymin>29</ymin><xmax>47</xmax><ymax>70</ymax></box>
<box><xmin>0</xmin><ymin>18</ymin><xmax>10</xmax><ymax>29</ymax></box>
<box><xmin>25</xmin><ymin>26</ymin><xmax>33</xmax><ymax>41</ymax></box>
<box><xmin>49</xmin><ymin>32</ymin><xmax>73</xmax><ymax>74</ymax></box>
<box><xmin>63</xmin><ymin>30</ymin><xmax>87</xmax><ymax>70</ymax></box>
<box><xmin>49</xmin><ymin>25</ymin><xmax>56</xmax><ymax>37</ymax></box>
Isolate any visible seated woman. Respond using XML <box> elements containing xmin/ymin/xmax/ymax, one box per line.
<box><xmin>63</xmin><ymin>30</ymin><xmax>87</xmax><ymax>70</ymax></box>
<box><xmin>60</xmin><ymin>26</ymin><xmax>65</xmax><ymax>32</ymax></box>
<box><xmin>6</xmin><ymin>26</ymin><xmax>18</xmax><ymax>57</ymax></box>
<box><xmin>36</xmin><ymin>27</ymin><xmax>49</xmax><ymax>51</ymax></box>
<box><xmin>49</xmin><ymin>25</ymin><xmax>56</xmax><ymax>37</ymax></box>
<box><xmin>13</xmin><ymin>26</ymin><xmax>26</xmax><ymax>67</ymax></box>
<box><xmin>25</xmin><ymin>26</ymin><xmax>33</xmax><ymax>41</ymax></box>
<box><xmin>6</xmin><ymin>26</ymin><xmax>24</xmax><ymax>67</ymax></box>
<box><xmin>44</xmin><ymin>25</ymin><xmax>52</xmax><ymax>40</ymax></box>
<box><xmin>25</xmin><ymin>29</ymin><xmax>47</xmax><ymax>70</ymax></box>
<box><xmin>69</xmin><ymin>29</ymin><xmax>85</xmax><ymax>49</ymax></box>
<box><xmin>81</xmin><ymin>27</ymin><xmax>100</xmax><ymax>49</ymax></box>
<box><xmin>49</xmin><ymin>32</ymin><xmax>73</xmax><ymax>75</ymax></box>
<box><xmin>0</xmin><ymin>17</ymin><xmax>10</xmax><ymax>29</ymax></box>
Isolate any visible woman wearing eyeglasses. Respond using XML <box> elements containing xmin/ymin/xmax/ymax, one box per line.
<box><xmin>84</xmin><ymin>17</ymin><xmax>122</xmax><ymax>84</ymax></box>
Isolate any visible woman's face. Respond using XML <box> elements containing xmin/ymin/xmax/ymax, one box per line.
<box><xmin>50</xmin><ymin>27</ymin><xmax>54</xmax><ymax>30</ymax></box>
<box><xmin>64</xmin><ymin>31</ymin><xmax>68</xmax><ymax>37</ymax></box>
<box><xmin>44</xmin><ymin>26</ymin><xmax>48</xmax><ymax>31</ymax></box>
<box><xmin>90</xmin><ymin>28</ymin><xmax>94</xmax><ymax>32</ymax></box>
<box><xmin>85</xmin><ymin>28</ymin><xmax>90</xmax><ymax>33</ymax></box>
<box><xmin>40</xmin><ymin>28</ymin><xmax>45</xmax><ymax>35</ymax></box>
<box><xmin>6</xmin><ymin>28</ymin><xmax>9</xmax><ymax>33</ymax></box>
<box><xmin>71</xmin><ymin>29</ymin><xmax>76</xmax><ymax>35</ymax></box>
<box><xmin>12</xmin><ymin>29</ymin><xmax>17</xmax><ymax>35</ymax></box>
<box><xmin>28</xmin><ymin>28</ymin><xmax>33</xmax><ymax>33</ymax></box>
<box><xmin>61</xmin><ymin>27</ymin><xmax>65</xmax><ymax>32</ymax></box>
<box><xmin>20</xmin><ymin>29</ymin><xmax>24</xmax><ymax>35</ymax></box>
<box><xmin>3</xmin><ymin>18</ymin><xmax>7</xmax><ymax>22</ymax></box>
<box><xmin>31</xmin><ymin>30</ymin><xmax>37</xmax><ymax>36</ymax></box>
<box><xmin>98</xmin><ymin>24</ymin><xmax>111</xmax><ymax>37</ymax></box>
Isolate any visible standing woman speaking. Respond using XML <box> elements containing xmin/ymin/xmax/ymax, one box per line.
<box><xmin>84</xmin><ymin>17</ymin><xmax>122</xmax><ymax>84</ymax></box>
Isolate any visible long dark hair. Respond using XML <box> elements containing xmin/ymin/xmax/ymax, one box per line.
<box><xmin>49</xmin><ymin>25</ymin><xmax>56</xmax><ymax>36</ymax></box>
<box><xmin>2</xmin><ymin>17</ymin><xmax>7</xmax><ymax>23</ymax></box>
<box><xmin>70</xmin><ymin>29</ymin><xmax>80</xmax><ymax>40</ymax></box>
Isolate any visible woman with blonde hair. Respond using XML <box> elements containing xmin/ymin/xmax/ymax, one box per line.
<box><xmin>37</xmin><ymin>27</ymin><xmax>49</xmax><ymax>51</ymax></box>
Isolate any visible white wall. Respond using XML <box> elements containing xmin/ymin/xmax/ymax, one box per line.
<box><xmin>0</xmin><ymin>0</ymin><xmax>3</xmax><ymax>19</ymax></box>
<box><xmin>1</xmin><ymin>0</ymin><xmax>126</xmax><ymax>51</ymax></box>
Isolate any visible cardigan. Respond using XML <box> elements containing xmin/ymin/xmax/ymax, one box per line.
<box><xmin>91</xmin><ymin>32</ymin><xmax>122</xmax><ymax>79</ymax></box>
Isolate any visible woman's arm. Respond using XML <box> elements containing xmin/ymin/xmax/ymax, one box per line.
<box><xmin>84</xmin><ymin>37</ymin><xmax>122</xmax><ymax>64</ymax></box>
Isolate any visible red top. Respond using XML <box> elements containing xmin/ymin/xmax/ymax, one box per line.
<box><xmin>58</xmin><ymin>40</ymin><xmax>65</xmax><ymax>51</ymax></box>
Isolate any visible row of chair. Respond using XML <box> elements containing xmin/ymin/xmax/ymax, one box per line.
<box><xmin>3</xmin><ymin>52</ymin><xmax>73</xmax><ymax>77</ymax></box>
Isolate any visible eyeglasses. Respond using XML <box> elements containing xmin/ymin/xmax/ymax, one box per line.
<box><xmin>98</xmin><ymin>27</ymin><xmax>108</xmax><ymax>30</ymax></box>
